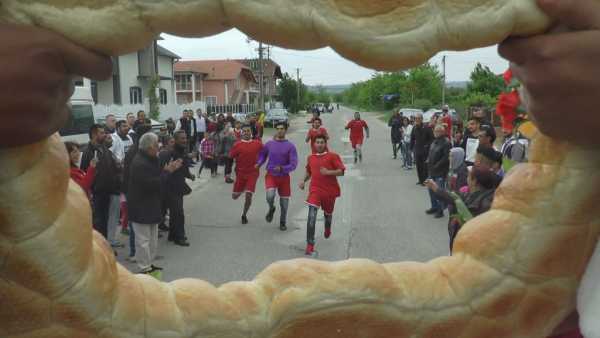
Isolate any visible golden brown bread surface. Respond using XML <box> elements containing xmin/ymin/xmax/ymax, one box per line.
<box><xmin>2</xmin><ymin>130</ymin><xmax>600</xmax><ymax>338</ymax></box>
<box><xmin>0</xmin><ymin>0</ymin><xmax>550</xmax><ymax>70</ymax></box>
<box><xmin>1</xmin><ymin>1</ymin><xmax>599</xmax><ymax>337</ymax></box>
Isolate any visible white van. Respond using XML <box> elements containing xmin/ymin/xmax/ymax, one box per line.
<box><xmin>59</xmin><ymin>81</ymin><xmax>95</xmax><ymax>148</ymax></box>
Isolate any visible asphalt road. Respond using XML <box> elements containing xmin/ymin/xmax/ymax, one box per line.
<box><xmin>115</xmin><ymin>107</ymin><xmax>449</xmax><ymax>285</ymax></box>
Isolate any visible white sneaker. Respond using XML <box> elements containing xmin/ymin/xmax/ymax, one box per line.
<box><xmin>126</xmin><ymin>256</ymin><xmax>136</xmax><ymax>263</ymax></box>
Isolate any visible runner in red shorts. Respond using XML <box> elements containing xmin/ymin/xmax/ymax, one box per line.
<box><xmin>345</xmin><ymin>111</ymin><xmax>370</xmax><ymax>163</ymax></box>
<box><xmin>230</xmin><ymin>124</ymin><xmax>263</xmax><ymax>224</ymax></box>
<box><xmin>305</xmin><ymin>117</ymin><xmax>329</xmax><ymax>154</ymax></box>
<box><xmin>256</xmin><ymin>122</ymin><xmax>298</xmax><ymax>231</ymax></box>
<box><xmin>299</xmin><ymin>135</ymin><xmax>346</xmax><ymax>256</ymax></box>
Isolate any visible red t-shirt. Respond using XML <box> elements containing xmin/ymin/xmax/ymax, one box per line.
<box><xmin>346</xmin><ymin>119</ymin><xmax>368</xmax><ymax>140</ymax></box>
<box><xmin>230</xmin><ymin>139</ymin><xmax>263</xmax><ymax>176</ymax></box>
<box><xmin>306</xmin><ymin>152</ymin><xmax>346</xmax><ymax>197</ymax></box>
<box><xmin>307</xmin><ymin>127</ymin><xmax>329</xmax><ymax>153</ymax></box>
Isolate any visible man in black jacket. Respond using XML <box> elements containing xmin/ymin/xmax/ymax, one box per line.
<box><xmin>410</xmin><ymin>113</ymin><xmax>434</xmax><ymax>185</ymax></box>
<box><xmin>425</xmin><ymin>124</ymin><xmax>452</xmax><ymax>218</ymax></box>
<box><xmin>122</xmin><ymin>124</ymin><xmax>152</xmax><ymax>259</ymax></box>
<box><xmin>81</xmin><ymin>124</ymin><xmax>120</xmax><ymax>239</ymax></box>
<box><xmin>159</xmin><ymin>130</ymin><xmax>195</xmax><ymax>247</ymax></box>
<box><xmin>128</xmin><ymin>132</ymin><xmax>181</xmax><ymax>274</ymax></box>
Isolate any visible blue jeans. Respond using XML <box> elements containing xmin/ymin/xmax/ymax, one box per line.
<box><xmin>128</xmin><ymin>221</ymin><xmax>136</xmax><ymax>257</ymax></box>
<box><xmin>428</xmin><ymin>176</ymin><xmax>447</xmax><ymax>212</ymax></box>
<box><xmin>401</xmin><ymin>141</ymin><xmax>413</xmax><ymax>167</ymax></box>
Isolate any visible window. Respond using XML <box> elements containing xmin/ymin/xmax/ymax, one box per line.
<box><xmin>72</xmin><ymin>76</ymin><xmax>84</xmax><ymax>87</ymax></box>
<box><xmin>205</xmin><ymin>96</ymin><xmax>217</xmax><ymax>106</ymax></box>
<box><xmin>159</xmin><ymin>88</ymin><xmax>168</xmax><ymax>105</ymax></box>
<box><xmin>112</xmin><ymin>57</ymin><xmax>121</xmax><ymax>104</ymax></box>
<box><xmin>176</xmin><ymin>74</ymin><xmax>192</xmax><ymax>91</ymax></box>
<box><xmin>130</xmin><ymin>87</ymin><xmax>143</xmax><ymax>104</ymax></box>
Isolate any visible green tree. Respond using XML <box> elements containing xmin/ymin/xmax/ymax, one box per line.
<box><xmin>277</xmin><ymin>73</ymin><xmax>310</xmax><ymax>113</ymax></box>
<box><xmin>467</xmin><ymin>63</ymin><xmax>504</xmax><ymax>98</ymax></box>
<box><xmin>147</xmin><ymin>76</ymin><xmax>161</xmax><ymax>120</ymax></box>
<box><xmin>405</xmin><ymin>63</ymin><xmax>443</xmax><ymax>106</ymax></box>
<box><xmin>463</xmin><ymin>92</ymin><xmax>497</xmax><ymax>109</ymax></box>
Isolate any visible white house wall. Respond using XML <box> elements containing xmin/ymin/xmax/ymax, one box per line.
<box><xmin>96</xmin><ymin>79</ymin><xmax>114</xmax><ymax>105</ymax></box>
<box><xmin>119</xmin><ymin>53</ymin><xmax>147</xmax><ymax>105</ymax></box>
<box><xmin>158</xmin><ymin>56</ymin><xmax>173</xmax><ymax>78</ymax></box>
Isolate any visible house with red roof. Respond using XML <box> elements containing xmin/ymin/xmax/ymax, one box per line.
<box><xmin>174</xmin><ymin>60</ymin><xmax>258</xmax><ymax>107</ymax></box>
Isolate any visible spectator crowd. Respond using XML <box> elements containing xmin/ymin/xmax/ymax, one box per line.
<box><xmin>389</xmin><ymin>105</ymin><xmax>530</xmax><ymax>253</ymax></box>
<box><xmin>66</xmin><ymin>108</ymin><xmax>266</xmax><ymax>275</ymax></box>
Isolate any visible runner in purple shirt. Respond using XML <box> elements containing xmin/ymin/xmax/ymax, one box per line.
<box><xmin>256</xmin><ymin>122</ymin><xmax>298</xmax><ymax>231</ymax></box>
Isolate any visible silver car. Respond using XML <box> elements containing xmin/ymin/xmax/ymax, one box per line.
<box><xmin>265</xmin><ymin>109</ymin><xmax>289</xmax><ymax>127</ymax></box>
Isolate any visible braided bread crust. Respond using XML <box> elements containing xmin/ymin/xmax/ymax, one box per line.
<box><xmin>1</xmin><ymin>130</ymin><xmax>599</xmax><ymax>338</ymax></box>
<box><xmin>0</xmin><ymin>0</ymin><xmax>550</xmax><ymax>70</ymax></box>
<box><xmin>0</xmin><ymin>1</ymin><xmax>598</xmax><ymax>337</ymax></box>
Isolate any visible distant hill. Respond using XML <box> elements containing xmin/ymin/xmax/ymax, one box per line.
<box><xmin>308</xmin><ymin>84</ymin><xmax>351</xmax><ymax>94</ymax></box>
<box><xmin>446</xmin><ymin>81</ymin><xmax>469</xmax><ymax>89</ymax></box>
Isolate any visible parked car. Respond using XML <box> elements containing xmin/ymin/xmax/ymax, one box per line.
<box><xmin>60</xmin><ymin>86</ymin><xmax>95</xmax><ymax>149</ymax></box>
<box><xmin>265</xmin><ymin>108</ymin><xmax>289</xmax><ymax>127</ymax></box>
<box><xmin>423</xmin><ymin>108</ymin><xmax>458</xmax><ymax>123</ymax></box>
<box><xmin>398</xmin><ymin>108</ymin><xmax>424</xmax><ymax>119</ymax></box>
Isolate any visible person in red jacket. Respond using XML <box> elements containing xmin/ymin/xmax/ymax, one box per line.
<box><xmin>345</xmin><ymin>112</ymin><xmax>370</xmax><ymax>163</ymax></box>
<box><xmin>305</xmin><ymin>117</ymin><xmax>329</xmax><ymax>154</ymax></box>
<box><xmin>65</xmin><ymin>141</ymin><xmax>97</xmax><ymax>200</ymax></box>
<box><xmin>229</xmin><ymin>124</ymin><xmax>263</xmax><ymax>224</ymax></box>
<box><xmin>299</xmin><ymin>135</ymin><xmax>346</xmax><ymax>256</ymax></box>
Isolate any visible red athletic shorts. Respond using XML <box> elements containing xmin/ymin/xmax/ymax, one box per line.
<box><xmin>307</xmin><ymin>192</ymin><xmax>337</xmax><ymax>215</ymax></box>
<box><xmin>233</xmin><ymin>173</ymin><xmax>259</xmax><ymax>194</ymax></box>
<box><xmin>265</xmin><ymin>173</ymin><xmax>291</xmax><ymax>198</ymax></box>
<box><xmin>350</xmin><ymin>136</ymin><xmax>364</xmax><ymax>149</ymax></box>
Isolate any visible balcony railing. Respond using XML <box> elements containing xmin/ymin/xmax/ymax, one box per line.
<box><xmin>176</xmin><ymin>83</ymin><xmax>193</xmax><ymax>91</ymax></box>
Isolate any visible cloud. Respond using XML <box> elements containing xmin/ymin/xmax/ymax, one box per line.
<box><xmin>160</xmin><ymin>29</ymin><xmax>509</xmax><ymax>86</ymax></box>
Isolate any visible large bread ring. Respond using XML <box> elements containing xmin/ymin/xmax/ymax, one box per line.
<box><xmin>2</xmin><ymin>1</ymin><xmax>599</xmax><ymax>338</ymax></box>
<box><xmin>0</xmin><ymin>0</ymin><xmax>550</xmax><ymax>70</ymax></box>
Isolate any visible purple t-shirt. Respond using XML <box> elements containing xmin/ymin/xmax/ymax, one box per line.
<box><xmin>257</xmin><ymin>139</ymin><xmax>298</xmax><ymax>176</ymax></box>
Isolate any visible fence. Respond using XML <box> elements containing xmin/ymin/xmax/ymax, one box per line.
<box><xmin>206</xmin><ymin>103</ymin><xmax>256</xmax><ymax>115</ymax></box>
<box><xmin>93</xmin><ymin>101</ymin><xmax>206</xmax><ymax>122</ymax></box>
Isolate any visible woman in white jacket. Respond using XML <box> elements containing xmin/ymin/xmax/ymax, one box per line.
<box><xmin>400</xmin><ymin>117</ymin><xmax>413</xmax><ymax>170</ymax></box>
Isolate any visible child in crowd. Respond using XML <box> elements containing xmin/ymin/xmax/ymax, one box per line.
<box><xmin>199</xmin><ymin>133</ymin><xmax>217</xmax><ymax>177</ymax></box>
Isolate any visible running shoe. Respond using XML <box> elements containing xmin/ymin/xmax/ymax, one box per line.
<box><xmin>305</xmin><ymin>243</ymin><xmax>315</xmax><ymax>256</ymax></box>
<box><xmin>266</xmin><ymin>206</ymin><xmax>276</xmax><ymax>223</ymax></box>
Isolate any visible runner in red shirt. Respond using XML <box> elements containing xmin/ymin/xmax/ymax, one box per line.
<box><xmin>299</xmin><ymin>135</ymin><xmax>346</xmax><ymax>256</ymax></box>
<box><xmin>345</xmin><ymin>111</ymin><xmax>370</xmax><ymax>163</ymax></box>
<box><xmin>229</xmin><ymin>124</ymin><xmax>263</xmax><ymax>224</ymax></box>
<box><xmin>305</xmin><ymin>117</ymin><xmax>329</xmax><ymax>154</ymax></box>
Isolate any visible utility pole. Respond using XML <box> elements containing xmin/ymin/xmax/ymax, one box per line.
<box><xmin>442</xmin><ymin>55</ymin><xmax>446</xmax><ymax>106</ymax></box>
<box><xmin>258</xmin><ymin>42</ymin><xmax>265</xmax><ymax>112</ymax></box>
<box><xmin>296</xmin><ymin>68</ymin><xmax>301</xmax><ymax>111</ymax></box>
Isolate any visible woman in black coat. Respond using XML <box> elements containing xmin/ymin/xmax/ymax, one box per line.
<box><xmin>388</xmin><ymin>112</ymin><xmax>403</xmax><ymax>159</ymax></box>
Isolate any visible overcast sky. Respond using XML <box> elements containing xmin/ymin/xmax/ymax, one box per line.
<box><xmin>160</xmin><ymin>29</ymin><xmax>509</xmax><ymax>86</ymax></box>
